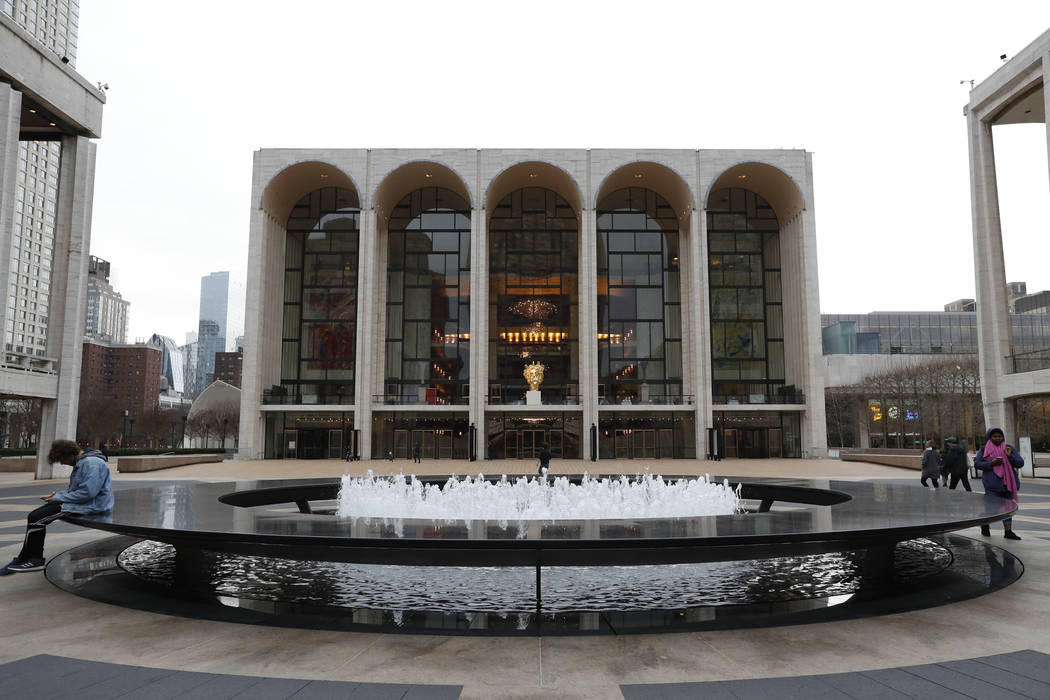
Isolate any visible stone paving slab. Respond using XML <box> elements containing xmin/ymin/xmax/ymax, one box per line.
<box><xmin>0</xmin><ymin>654</ymin><xmax>463</xmax><ymax>699</ymax></box>
<box><xmin>621</xmin><ymin>651</ymin><xmax>1050</xmax><ymax>699</ymax></box>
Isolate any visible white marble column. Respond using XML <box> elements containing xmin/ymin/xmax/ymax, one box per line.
<box><xmin>468</xmin><ymin>207</ymin><xmax>487</xmax><ymax>458</ymax></box>
<box><xmin>968</xmin><ymin>112</ymin><xmax>1016</xmax><ymax>438</ymax></box>
<box><xmin>578</xmin><ymin>207</ymin><xmax>598</xmax><ymax>461</ymax></box>
<box><xmin>689</xmin><ymin>206</ymin><xmax>711</xmax><ymax>457</ymax></box>
<box><xmin>355</xmin><ymin>207</ymin><xmax>377</xmax><ymax>459</ymax></box>
<box><xmin>38</xmin><ymin>135</ymin><xmax>96</xmax><ymax>478</ymax></box>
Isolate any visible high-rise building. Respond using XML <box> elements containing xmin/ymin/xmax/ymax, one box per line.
<box><xmin>214</xmin><ymin>347</ymin><xmax>243</xmax><ymax>388</ymax></box>
<box><xmin>79</xmin><ymin>340</ymin><xmax>161</xmax><ymax>422</ymax></box>
<box><xmin>195</xmin><ymin>271</ymin><xmax>245</xmax><ymax>394</ymax></box>
<box><xmin>85</xmin><ymin>255</ymin><xmax>128</xmax><ymax>342</ymax></box>
<box><xmin>2</xmin><ymin>1</ymin><xmax>81</xmax><ymax>357</ymax></box>
<box><xmin>0</xmin><ymin>0</ymin><xmax>104</xmax><ymax>476</ymax></box>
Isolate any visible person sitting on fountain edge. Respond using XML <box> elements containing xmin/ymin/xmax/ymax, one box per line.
<box><xmin>1</xmin><ymin>440</ymin><xmax>113</xmax><ymax>575</ymax></box>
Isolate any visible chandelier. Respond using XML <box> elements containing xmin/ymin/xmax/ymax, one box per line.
<box><xmin>508</xmin><ymin>298</ymin><xmax>557</xmax><ymax>320</ymax></box>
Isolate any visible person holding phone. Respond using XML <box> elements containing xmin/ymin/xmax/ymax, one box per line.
<box><xmin>974</xmin><ymin>427</ymin><xmax>1024</xmax><ymax>540</ymax></box>
<box><xmin>1</xmin><ymin>440</ymin><xmax>113</xmax><ymax>574</ymax></box>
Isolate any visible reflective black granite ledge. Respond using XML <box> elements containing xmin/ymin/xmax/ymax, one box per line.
<box><xmin>62</xmin><ymin>477</ymin><xmax>1017</xmax><ymax>567</ymax></box>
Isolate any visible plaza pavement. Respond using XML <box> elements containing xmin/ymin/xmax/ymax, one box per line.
<box><xmin>2</xmin><ymin>457</ymin><xmax>1050</xmax><ymax>699</ymax></box>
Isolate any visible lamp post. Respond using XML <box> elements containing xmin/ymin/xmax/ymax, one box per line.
<box><xmin>121</xmin><ymin>409</ymin><xmax>128</xmax><ymax>447</ymax></box>
<box><xmin>181</xmin><ymin>414</ymin><xmax>188</xmax><ymax>448</ymax></box>
<box><xmin>221</xmin><ymin>418</ymin><xmax>228</xmax><ymax>450</ymax></box>
<box><xmin>128</xmin><ymin>419</ymin><xmax>135</xmax><ymax>447</ymax></box>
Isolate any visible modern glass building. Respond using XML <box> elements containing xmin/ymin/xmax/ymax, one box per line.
<box><xmin>240</xmin><ymin>150</ymin><xmax>827</xmax><ymax>461</ymax></box>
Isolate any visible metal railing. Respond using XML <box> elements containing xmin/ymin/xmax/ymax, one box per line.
<box><xmin>712</xmin><ymin>391</ymin><xmax>805</xmax><ymax>405</ymax></box>
<box><xmin>1</xmin><ymin>351</ymin><xmax>57</xmax><ymax>375</ymax></box>
<box><xmin>1008</xmin><ymin>347</ymin><xmax>1050</xmax><ymax>374</ymax></box>
<box><xmin>373</xmin><ymin>394</ymin><xmax>469</xmax><ymax>406</ymax></box>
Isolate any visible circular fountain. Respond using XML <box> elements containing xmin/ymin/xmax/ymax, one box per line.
<box><xmin>46</xmin><ymin>473</ymin><xmax>1022</xmax><ymax>635</ymax></box>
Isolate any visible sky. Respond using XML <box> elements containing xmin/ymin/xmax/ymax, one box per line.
<box><xmin>72</xmin><ymin>1</ymin><xmax>1050</xmax><ymax>344</ymax></box>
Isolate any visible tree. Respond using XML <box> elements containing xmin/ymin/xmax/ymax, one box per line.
<box><xmin>0</xmin><ymin>398</ymin><xmax>41</xmax><ymax>449</ymax></box>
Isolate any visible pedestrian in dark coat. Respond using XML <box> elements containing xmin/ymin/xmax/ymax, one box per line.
<box><xmin>943</xmin><ymin>437</ymin><xmax>971</xmax><ymax>491</ymax></box>
<box><xmin>920</xmin><ymin>439</ymin><xmax>942</xmax><ymax>488</ymax></box>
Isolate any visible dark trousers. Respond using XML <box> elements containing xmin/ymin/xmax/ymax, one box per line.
<box><xmin>920</xmin><ymin>475</ymin><xmax>940</xmax><ymax>488</ymax></box>
<box><xmin>18</xmin><ymin>502</ymin><xmax>63</xmax><ymax>561</ymax></box>
<box><xmin>949</xmin><ymin>473</ymin><xmax>972</xmax><ymax>492</ymax></box>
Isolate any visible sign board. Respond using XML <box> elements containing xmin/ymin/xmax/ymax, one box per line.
<box><xmin>1019</xmin><ymin>436</ymin><xmax>1033</xmax><ymax>478</ymax></box>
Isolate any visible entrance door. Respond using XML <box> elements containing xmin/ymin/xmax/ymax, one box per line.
<box><xmin>278</xmin><ymin>430</ymin><xmax>298</xmax><ymax>459</ymax></box>
<box><xmin>614</xmin><ymin>430</ymin><xmax>631</xmax><ymax>458</ymax></box>
<box><xmin>437</xmin><ymin>431</ymin><xmax>453</xmax><ymax>459</ymax></box>
<box><xmin>633</xmin><ymin>429</ymin><xmax>656</xmax><ymax>459</ymax></box>
<box><xmin>327</xmin><ymin>429</ymin><xmax>342</xmax><ymax>459</ymax></box>
<box><xmin>521</xmin><ymin>430</ymin><xmax>545</xmax><ymax>459</ymax></box>
<box><xmin>658</xmin><ymin>429</ymin><xmax>674</xmax><ymax>458</ymax></box>
<box><xmin>724</xmin><ymin>429</ymin><xmax>740</xmax><ymax>458</ymax></box>
<box><xmin>767</xmin><ymin>428</ymin><xmax>783</xmax><ymax>458</ymax></box>
<box><xmin>549</xmin><ymin>430</ymin><xmax>563</xmax><ymax>458</ymax></box>
<box><xmin>393</xmin><ymin>430</ymin><xmax>410</xmax><ymax>459</ymax></box>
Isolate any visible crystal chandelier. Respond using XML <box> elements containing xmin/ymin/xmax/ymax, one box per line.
<box><xmin>508</xmin><ymin>298</ymin><xmax>557</xmax><ymax>320</ymax></box>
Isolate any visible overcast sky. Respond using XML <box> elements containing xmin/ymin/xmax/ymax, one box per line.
<box><xmin>73</xmin><ymin>1</ymin><xmax>1050</xmax><ymax>344</ymax></box>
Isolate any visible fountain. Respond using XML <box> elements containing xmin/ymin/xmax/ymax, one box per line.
<box><xmin>44</xmin><ymin>471</ymin><xmax>1023</xmax><ymax>635</ymax></box>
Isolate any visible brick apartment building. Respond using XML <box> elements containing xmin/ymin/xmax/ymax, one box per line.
<box><xmin>79</xmin><ymin>341</ymin><xmax>162</xmax><ymax>421</ymax></box>
<box><xmin>213</xmin><ymin>348</ymin><xmax>243</xmax><ymax>388</ymax></box>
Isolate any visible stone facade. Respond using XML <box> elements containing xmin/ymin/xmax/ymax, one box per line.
<box><xmin>965</xmin><ymin>28</ymin><xmax>1050</xmax><ymax>440</ymax></box>
<box><xmin>239</xmin><ymin>149</ymin><xmax>828</xmax><ymax>461</ymax></box>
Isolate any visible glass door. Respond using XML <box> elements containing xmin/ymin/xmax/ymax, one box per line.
<box><xmin>614</xmin><ymin>429</ymin><xmax>630</xmax><ymax>458</ymax></box>
<box><xmin>393</xmin><ymin>430</ymin><xmax>410</xmax><ymax>459</ymax></box>
<box><xmin>768</xmin><ymin>428</ymin><xmax>783</xmax><ymax>458</ymax></box>
<box><xmin>327</xmin><ymin>429</ymin><xmax>342</xmax><ymax>459</ymax></box>
<box><xmin>724</xmin><ymin>429</ymin><xmax>740</xmax><ymax>458</ymax></box>
<box><xmin>659</xmin><ymin>429</ymin><xmax>674</xmax><ymax>458</ymax></box>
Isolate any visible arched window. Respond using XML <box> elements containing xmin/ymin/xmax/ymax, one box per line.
<box><xmin>488</xmin><ymin>187</ymin><xmax>578</xmax><ymax>404</ymax></box>
<box><xmin>281</xmin><ymin>187</ymin><xmax>360</xmax><ymax>404</ymax></box>
<box><xmin>707</xmin><ymin>188</ymin><xmax>784</xmax><ymax>401</ymax></box>
<box><xmin>385</xmin><ymin>187</ymin><xmax>471</xmax><ymax>404</ymax></box>
<box><xmin>596</xmin><ymin>188</ymin><xmax>682</xmax><ymax>404</ymax></box>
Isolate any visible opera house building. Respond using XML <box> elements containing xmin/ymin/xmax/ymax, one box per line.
<box><xmin>238</xmin><ymin>149</ymin><xmax>827</xmax><ymax>462</ymax></box>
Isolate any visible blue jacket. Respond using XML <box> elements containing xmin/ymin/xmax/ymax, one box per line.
<box><xmin>54</xmin><ymin>449</ymin><xmax>114</xmax><ymax>514</ymax></box>
<box><xmin>973</xmin><ymin>428</ymin><xmax>1024</xmax><ymax>495</ymax></box>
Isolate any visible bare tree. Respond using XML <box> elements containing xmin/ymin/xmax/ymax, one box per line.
<box><xmin>0</xmin><ymin>398</ymin><xmax>41</xmax><ymax>449</ymax></box>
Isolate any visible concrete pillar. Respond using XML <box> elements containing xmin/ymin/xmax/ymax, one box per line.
<box><xmin>578</xmin><ymin>207</ymin><xmax>598</xmax><ymax>460</ymax></box>
<box><xmin>355</xmin><ymin>207</ymin><xmax>377</xmax><ymax>459</ymax></box>
<box><xmin>38</xmin><ymin>135</ymin><xmax>96</xmax><ymax>479</ymax></box>
<box><xmin>468</xmin><ymin>207</ymin><xmax>487</xmax><ymax>458</ymax></box>
<box><xmin>0</xmin><ymin>86</ymin><xmax>21</xmax><ymax>347</ymax></box>
<box><xmin>689</xmin><ymin>205</ymin><xmax>710</xmax><ymax>457</ymax></box>
<box><xmin>967</xmin><ymin>112</ymin><xmax>1015</xmax><ymax>438</ymax></box>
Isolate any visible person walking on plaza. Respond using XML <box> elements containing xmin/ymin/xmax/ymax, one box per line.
<box><xmin>920</xmin><ymin>439</ymin><xmax>942</xmax><ymax>488</ymax></box>
<box><xmin>413</xmin><ymin>441</ymin><xmax>422</xmax><ymax>464</ymax></box>
<box><xmin>943</xmin><ymin>437</ymin><xmax>972</xmax><ymax>491</ymax></box>
<box><xmin>537</xmin><ymin>443</ymin><xmax>552</xmax><ymax>476</ymax></box>
<box><xmin>974</xmin><ymin>427</ymin><xmax>1024</xmax><ymax>540</ymax></box>
<box><xmin>1</xmin><ymin>440</ymin><xmax>113</xmax><ymax>574</ymax></box>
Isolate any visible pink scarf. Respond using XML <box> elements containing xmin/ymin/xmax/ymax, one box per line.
<box><xmin>983</xmin><ymin>439</ymin><xmax>1018</xmax><ymax>499</ymax></box>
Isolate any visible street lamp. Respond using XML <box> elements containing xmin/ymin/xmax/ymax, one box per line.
<box><xmin>121</xmin><ymin>410</ymin><xmax>128</xmax><ymax>447</ymax></box>
<box><xmin>128</xmin><ymin>418</ymin><xmax>135</xmax><ymax>447</ymax></box>
<box><xmin>221</xmin><ymin>418</ymin><xmax>228</xmax><ymax>450</ymax></box>
<box><xmin>181</xmin><ymin>414</ymin><xmax>188</xmax><ymax>449</ymax></box>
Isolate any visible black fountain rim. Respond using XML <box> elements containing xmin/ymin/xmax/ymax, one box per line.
<box><xmin>59</xmin><ymin>476</ymin><xmax>1018</xmax><ymax>568</ymax></box>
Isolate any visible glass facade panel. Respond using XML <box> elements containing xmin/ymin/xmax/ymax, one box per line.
<box><xmin>597</xmin><ymin>188</ymin><xmax>682</xmax><ymax>405</ymax></box>
<box><xmin>707</xmin><ymin>188</ymin><xmax>784</xmax><ymax>400</ymax></box>
<box><xmin>281</xmin><ymin>187</ymin><xmax>360</xmax><ymax>405</ymax></box>
<box><xmin>385</xmin><ymin>188</ymin><xmax>471</xmax><ymax>405</ymax></box>
<box><xmin>488</xmin><ymin>187</ymin><xmax>579</xmax><ymax>404</ymax></box>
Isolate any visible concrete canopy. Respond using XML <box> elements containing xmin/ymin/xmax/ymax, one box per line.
<box><xmin>188</xmin><ymin>380</ymin><xmax>241</xmax><ymax>419</ymax></box>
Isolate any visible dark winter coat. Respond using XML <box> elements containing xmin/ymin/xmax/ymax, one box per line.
<box><xmin>943</xmin><ymin>444</ymin><xmax>969</xmax><ymax>476</ymax></box>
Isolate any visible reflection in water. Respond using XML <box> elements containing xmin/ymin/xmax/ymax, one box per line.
<box><xmin>119</xmin><ymin>538</ymin><xmax>950</xmax><ymax>614</ymax></box>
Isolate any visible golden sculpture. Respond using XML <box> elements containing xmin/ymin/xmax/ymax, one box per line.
<box><xmin>523</xmin><ymin>362</ymin><xmax>545</xmax><ymax>391</ymax></box>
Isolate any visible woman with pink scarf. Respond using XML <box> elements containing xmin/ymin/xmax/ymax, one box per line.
<box><xmin>974</xmin><ymin>427</ymin><xmax>1024</xmax><ymax>540</ymax></box>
